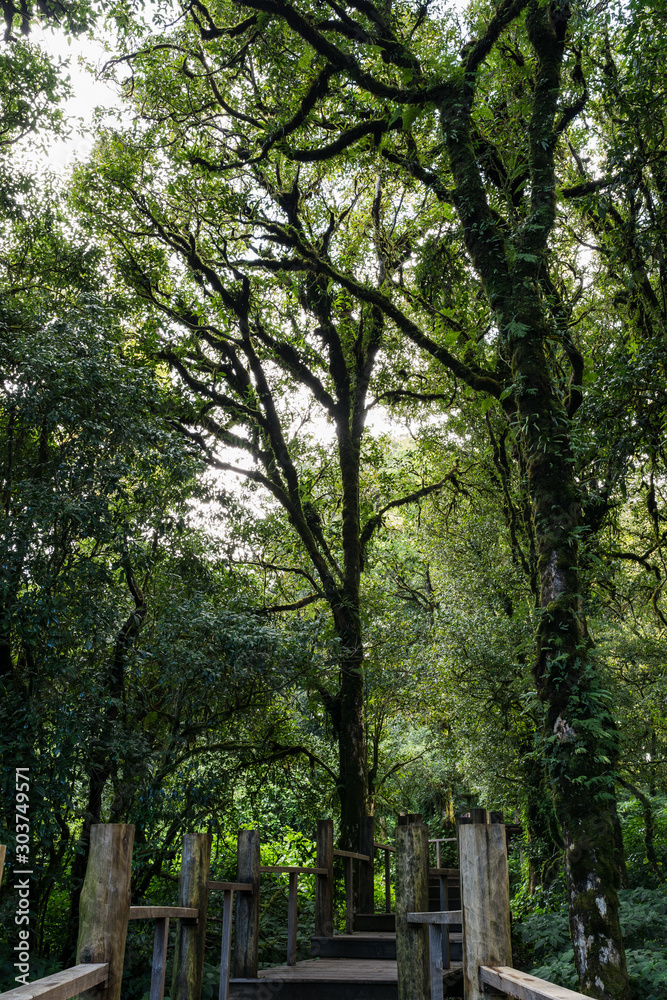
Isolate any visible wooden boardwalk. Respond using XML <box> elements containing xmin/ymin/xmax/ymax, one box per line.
<box><xmin>229</xmin><ymin>957</ymin><xmax>463</xmax><ymax>999</ymax></box>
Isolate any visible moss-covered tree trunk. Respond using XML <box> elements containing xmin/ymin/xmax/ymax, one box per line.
<box><xmin>439</xmin><ymin>3</ymin><xmax>631</xmax><ymax>994</ymax></box>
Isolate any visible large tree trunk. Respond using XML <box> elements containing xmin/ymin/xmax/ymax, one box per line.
<box><xmin>510</xmin><ymin>326</ymin><xmax>630</xmax><ymax>999</ymax></box>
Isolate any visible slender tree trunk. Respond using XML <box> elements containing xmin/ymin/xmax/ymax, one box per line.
<box><xmin>335</xmin><ymin>628</ymin><xmax>369</xmax><ymax>850</ymax></box>
<box><xmin>618</xmin><ymin>777</ymin><xmax>664</xmax><ymax>884</ymax></box>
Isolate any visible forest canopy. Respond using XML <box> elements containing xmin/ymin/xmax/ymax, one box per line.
<box><xmin>1</xmin><ymin>0</ymin><xmax>666</xmax><ymax>997</ymax></box>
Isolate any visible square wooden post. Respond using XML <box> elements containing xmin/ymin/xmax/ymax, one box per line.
<box><xmin>149</xmin><ymin>917</ymin><xmax>169</xmax><ymax>1000</ymax></box>
<box><xmin>395</xmin><ymin>819</ymin><xmax>430</xmax><ymax>1000</ymax></box>
<box><xmin>76</xmin><ymin>823</ymin><xmax>135</xmax><ymax>1000</ymax></box>
<box><xmin>458</xmin><ymin>810</ymin><xmax>512</xmax><ymax>1000</ymax></box>
<box><xmin>232</xmin><ymin>830</ymin><xmax>260</xmax><ymax>978</ymax></box>
<box><xmin>315</xmin><ymin>819</ymin><xmax>334</xmax><ymax>937</ymax></box>
<box><xmin>171</xmin><ymin>833</ymin><xmax>212</xmax><ymax>1000</ymax></box>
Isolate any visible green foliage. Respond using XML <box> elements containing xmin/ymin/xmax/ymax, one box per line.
<box><xmin>516</xmin><ymin>889</ymin><xmax>667</xmax><ymax>1000</ymax></box>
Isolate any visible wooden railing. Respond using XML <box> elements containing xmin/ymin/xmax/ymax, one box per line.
<box><xmin>0</xmin><ymin>964</ymin><xmax>109</xmax><ymax>1000</ymax></box>
<box><xmin>407</xmin><ymin>909</ymin><xmax>462</xmax><ymax>999</ymax></box>
<box><xmin>373</xmin><ymin>839</ymin><xmax>395</xmax><ymax>912</ymax></box>
<box><xmin>128</xmin><ymin>906</ymin><xmax>199</xmax><ymax>1000</ymax></box>
<box><xmin>479</xmin><ymin>966</ymin><xmax>590</xmax><ymax>1000</ymax></box>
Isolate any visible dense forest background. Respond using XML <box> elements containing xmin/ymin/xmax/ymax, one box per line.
<box><xmin>0</xmin><ymin>0</ymin><xmax>666</xmax><ymax>996</ymax></box>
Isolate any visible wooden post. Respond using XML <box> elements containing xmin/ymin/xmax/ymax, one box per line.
<box><xmin>396</xmin><ymin>820</ymin><xmax>430</xmax><ymax>1000</ymax></box>
<box><xmin>171</xmin><ymin>833</ymin><xmax>212</xmax><ymax>1000</ymax></box>
<box><xmin>0</xmin><ymin>844</ymin><xmax>6</xmax><ymax>887</ymax></box>
<box><xmin>344</xmin><ymin>856</ymin><xmax>353</xmax><ymax>934</ymax></box>
<box><xmin>384</xmin><ymin>849</ymin><xmax>392</xmax><ymax>913</ymax></box>
<box><xmin>218</xmin><ymin>889</ymin><xmax>233</xmax><ymax>1000</ymax></box>
<box><xmin>149</xmin><ymin>918</ymin><xmax>169</xmax><ymax>1000</ymax></box>
<box><xmin>359</xmin><ymin>815</ymin><xmax>375</xmax><ymax>914</ymax></box>
<box><xmin>76</xmin><ymin>823</ymin><xmax>134</xmax><ymax>1000</ymax></box>
<box><xmin>458</xmin><ymin>810</ymin><xmax>512</xmax><ymax>1000</ymax></box>
<box><xmin>287</xmin><ymin>872</ymin><xmax>298</xmax><ymax>966</ymax></box>
<box><xmin>315</xmin><ymin>819</ymin><xmax>334</xmax><ymax>937</ymax></box>
<box><xmin>233</xmin><ymin>830</ymin><xmax>260</xmax><ymax>979</ymax></box>
<box><xmin>440</xmin><ymin>876</ymin><xmax>450</xmax><ymax>970</ymax></box>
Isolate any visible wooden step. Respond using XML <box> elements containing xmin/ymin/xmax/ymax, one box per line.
<box><xmin>229</xmin><ymin>959</ymin><xmax>463</xmax><ymax>999</ymax></box>
<box><xmin>353</xmin><ymin>912</ymin><xmax>395</xmax><ymax>932</ymax></box>
<box><xmin>311</xmin><ymin>933</ymin><xmax>397</xmax><ymax>960</ymax></box>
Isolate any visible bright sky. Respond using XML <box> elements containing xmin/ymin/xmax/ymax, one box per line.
<box><xmin>25</xmin><ymin>24</ymin><xmax>121</xmax><ymax>176</ymax></box>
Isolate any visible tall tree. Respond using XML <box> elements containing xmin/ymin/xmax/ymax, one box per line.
<box><xmin>79</xmin><ymin>0</ymin><xmax>662</xmax><ymax>992</ymax></box>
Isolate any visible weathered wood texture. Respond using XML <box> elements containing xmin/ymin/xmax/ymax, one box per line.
<box><xmin>149</xmin><ymin>918</ymin><xmax>169</xmax><ymax>1000</ymax></box>
<box><xmin>75</xmin><ymin>823</ymin><xmax>134</xmax><ymax>1000</ymax></box>
<box><xmin>128</xmin><ymin>907</ymin><xmax>198</xmax><ymax>921</ymax></box>
<box><xmin>395</xmin><ymin>821</ymin><xmax>431</xmax><ymax>1000</ymax></box>
<box><xmin>0</xmin><ymin>844</ymin><xmax>6</xmax><ymax>887</ymax></box>
<box><xmin>458</xmin><ymin>812</ymin><xmax>512</xmax><ymax>1000</ymax></box>
<box><xmin>310</xmin><ymin>932</ymin><xmax>397</xmax><ymax>960</ymax></box>
<box><xmin>333</xmin><ymin>850</ymin><xmax>370</xmax><ymax>862</ymax></box>
<box><xmin>344</xmin><ymin>856</ymin><xmax>354</xmax><ymax>934</ymax></box>
<box><xmin>208</xmin><ymin>882</ymin><xmax>252</xmax><ymax>893</ymax></box>
<box><xmin>232</xmin><ymin>830</ymin><xmax>260</xmax><ymax>979</ymax></box>
<box><xmin>260</xmin><ymin>865</ymin><xmax>328</xmax><ymax>875</ymax></box>
<box><xmin>315</xmin><ymin>819</ymin><xmax>334</xmax><ymax>937</ymax></box>
<box><xmin>287</xmin><ymin>871</ymin><xmax>299</xmax><ymax>966</ymax></box>
<box><xmin>359</xmin><ymin>816</ymin><xmax>375</xmax><ymax>914</ymax></box>
<box><xmin>480</xmin><ymin>966</ymin><xmax>591</xmax><ymax>1000</ymax></box>
<box><xmin>218</xmin><ymin>888</ymin><xmax>234</xmax><ymax>1000</ymax></box>
<box><xmin>407</xmin><ymin>910</ymin><xmax>462</xmax><ymax>924</ymax></box>
<box><xmin>0</xmin><ymin>965</ymin><xmax>109</xmax><ymax>1000</ymax></box>
<box><xmin>171</xmin><ymin>833</ymin><xmax>212</xmax><ymax>1000</ymax></box>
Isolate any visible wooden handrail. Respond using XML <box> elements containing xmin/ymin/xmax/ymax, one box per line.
<box><xmin>208</xmin><ymin>881</ymin><xmax>253</xmax><ymax>892</ymax></box>
<box><xmin>128</xmin><ymin>906</ymin><xmax>198</xmax><ymax>920</ymax></box>
<box><xmin>479</xmin><ymin>966</ymin><xmax>590</xmax><ymax>1000</ymax></box>
<box><xmin>260</xmin><ymin>865</ymin><xmax>329</xmax><ymax>875</ymax></box>
<box><xmin>0</xmin><ymin>963</ymin><xmax>109</xmax><ymax>1000</ymax></box>
<box><xmin>429</xmin><ymin>867</ymin><xmax>459</xmax><ymax>876</ymax></box>
<box><xmin>333</xmin><ymin>849</ymin><xmax>370</xmax><ymax>862</ymax></box>
<box><xmin>407</xmin><ymin>909</ymin><xmax>462</xmax><ymax>925</ymax></box>
<box><xmin>373</xmin><ymin>840</ymin><xmax>396</xmax><ymax>853</ymax></box>
<box><xmin>0</xmin><ymin>844</ymin><xmax>6</xmax><ymax>888</ymax></box>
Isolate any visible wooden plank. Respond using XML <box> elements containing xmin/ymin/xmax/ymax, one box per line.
<box><xmin>0</xmin><ymin>844</ymin><xmax>6</xmax><ymax>887</ymax></box>
<box><xmin>373</xmin><ymin>841</ymin><xmax>396</xmax><ymax>854</ymax></box>
<box><xmin>429</xmin><ymin>924</ymin><xmax>444</xmax><ymax>1000</ymax></box>
<box><xmin>287</xmin><ymin>871</ymin><xmax>298</xmax><ymax>966</ymax></box>
<box><xmin>0</xmin><ymin>964</ymin><xmax>108</xmax><ymax>1000</ymax></box>
<box><xmin>218</xmin><ymin>888</ymin><xmax>233</xmax><ymax>1000</ymax></box>
<box><xmin>208</xmin><ymin>882</ymin><xmax>252</xmax><ymax>893</ymax></box>
<box><xmin>395</xmin><ymin>821</ymin><xmax>430</xmax><ymax>1000</ymax></box>
<box><xmin>384</xmin><ymin>848</ymin><xmax>391</xmax><ymax>913</ymax></box>
<box><xmin>260</xmin><ymin>865</ymin><xmax>329</xmax><ymax>875</ymax></box>
<box><xmin>344</xmin><ymin>856</ymin><xmax>353</xmax><ymax>935</ymax></box>
<box><xmin>76</xmin><ymin>823</ymin><xmax>134</xmax><ymax>1000</ymax></box>
<box><xmin>459</xmin><ymin>812</ymin><xmax>512</xmax><ymax>1000</ymax></box>
<box><xmin>440</xmin><ymin>875</ymin><xmax>450</xmax><ymax>970</ymax></box>
<box><xmin>232</xmin><ymin>830</ymin><xmax>260</xmax><ymax>979</ymax></box>
<box><xmin>407</xmin><ymin>910</ymin><xmax>463</xmax><ymax>924</ymax></box>
<box><xmin>479</xmin><ymin>966</ymin><xmax>591</xmax><ymax>1000</ymax></box>
<box><xmin>333</xmin><ymin>850</ymin><xmax>370</xmax><ymax>862</ymax></box>
<box><xmin>149</xmin><ymin>917</ymin><xmax>169</xmax><ymax>1000</ymax></box>
<box><xmin>129</xmin><ymin>907</ymin><xmax>198</xmax><ymax>920</ymax></box>
<box><xmin>171</xmin><ymin>833</ymin><xmax>212</xmax><ymax>1000</ymax></box>
<box><xmin>315</xmin><ymin>819</ymin><xmax>334</xmax><ymax>938</ymax></box>
<box><xmin>429</xmin><ymin>868</ymin><xmax>459</xmax><ymax>876</ymax></box>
